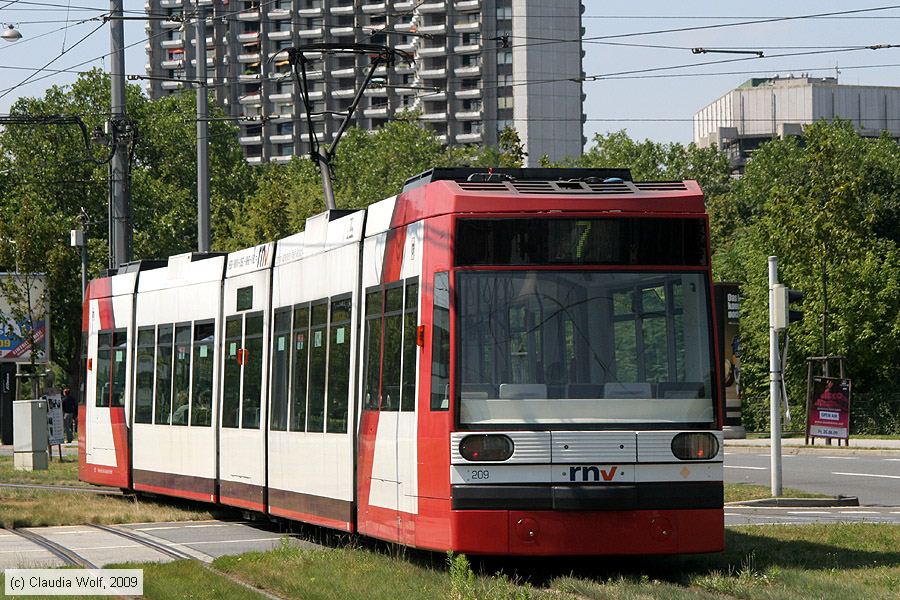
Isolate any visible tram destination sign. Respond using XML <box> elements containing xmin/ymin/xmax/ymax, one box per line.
<box><xmin>807</xmin><ymin>376</ymin><xmax>851</xmax><ymax>439</ymax></box>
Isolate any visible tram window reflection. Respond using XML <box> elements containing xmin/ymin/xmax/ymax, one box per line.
<box><xmin>171</xmin><ymin>324</ymin><xmax>191</xmax><ymax>425</ymax></box>
<box><xmin>221</xmin><ymin>317</ymin><xmax>242</xmax><ymax>428</ymax></box>
<box><xmin>269</xmin><ymin>309</ymin><xmax>291</xmax><ymax>431</ymax></box>
<box><xmin>242</xmin><ymin>313</ymin><xmax>264</xmax><ymax>429</ymax></box>
<box><xmin>95</xmin><ymin>331</ymin><xmax>112</xmax><ymax>407</ymax></box>
<box><xmin>134</xmin><ymin>327</ymin><xmax>155</xmax><ymax>423</ymax></box>
<box><xmin>289</xmin><ymin>305</ymin><xmax>310</xmax><ymax>431</ymax></box>
<box><xmin>191</xmin><ymin>321</ymin><xmax>215</xmax><ymax>427</ymax></box>
<box><xmin>306</xmin><ymin>301</ymin><xmax>328</xmax><ymax>432</ymax></box>
<box><xmin>381</xmin><ymin>286</ymin><xmax>403</xmax><ymax>411</ymax></box>
<box><xmin>327</xmin><ymin>295</ymin><xmax>352</xmax><ymax>433</ymax></box>
<box><xmin>154</xmin><ymin>325</ymin><xmax>173</xmax><ymax>425</ymax></box>
<box><xmin>401</xmin><ymin>279</ymin><xmax>419</xmax><ymax>412</ymax></box>
<box><xmin>362</xmin><ymin>289</ymin><xmax>382</xmax><ymax>412</ymax></box>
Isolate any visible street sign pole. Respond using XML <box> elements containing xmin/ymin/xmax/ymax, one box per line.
<box><xmin>768</xmin><ymin>256</ymin><xmax>783</xmax><ymax>496</ymax></box>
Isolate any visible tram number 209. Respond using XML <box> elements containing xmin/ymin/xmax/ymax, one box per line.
<box><xmin>468</xmin><ymin>469</ymin><xmax>490</xmax><ymax>480</ymax></box>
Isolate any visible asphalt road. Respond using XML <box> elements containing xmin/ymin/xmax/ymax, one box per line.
<box><xmin>725</xmin><ymin>449</ymin><xmax>900</xmax><ymax>506</ymax></box>
<box><xmin>726</xmin><ymin>506</ymin><xmax>900</xmax><ymax>525</ymax></box>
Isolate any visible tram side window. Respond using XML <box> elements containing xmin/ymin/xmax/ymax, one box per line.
<box><xmin>362</xmin><ymin>289</ymin><xmax>383</xmax><ymax>411</ymax></box>
<box><xmin>270</xmin><ymin>309</ymin><xmax>291</xmax><ymax>431</ymax></box>
<box><xmin>191</xmin><ymin>321</ymin><xmax>215</xmax><ymax>427</ymax></box>
<box><xmin>154</xmin><ymin>325</ymin><xmax>173</xmax><ymax>425</ymax></box>
<box><xmin>171</xmin><ymin>324</ymin><xmax>192</xmax><ymax>425</ymax></box>
<box><xmin>221</xmin><ymin>317</ymin><xmax>242</xmax><ymax>428</ymax></box>
<box><xmin>134</xmin><ymin>327</ymin><xmax>156</xmax><ymax>423</ymax></box>
<box><xmin>110</xmin><ymin>330</ymin><xmax>128</xmax><ymax>407</ymax></box>
<box><xmin>381</xmin><ymin>285</ymin><xmax>403</xmax><ymax>411</ymax></box>
<box><xmin>289</xmin><ymin>305</ymin><xmax>310</xmax><ymax>431</ymax></box>
<box><xmin>95</xmin><ymin>331</ymin><xmax>112</xmax><ymax>407</ymax></box>
<box><xmin>401</xmin><ymin>279</ymin><xmax>419</xmax><ymax>412</ymax></box>
<box><xmin>431</xmin><ymin>272</ymin><xmax>450</xmax><ymax>411</ymax></box>
<box><xmin>327</xmin><ymin>296</ymin><xmax>351</xmax><ymax>433</ymax></box>
<box><xmin>306</xmin><ymin>301</ymin><xmax>328</xmax><ymax>432</ymax></box>
<box><xmin>242</xmin><ymin>313</ymin><xmax>264</xmax><ymax>429</ymax></box>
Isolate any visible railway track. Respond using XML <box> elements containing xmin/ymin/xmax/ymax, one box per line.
<box><xmin>9</xmin><ymin>527</ymin><xmax>97</xmax><ymax>568</ymax></box>
<box><xmin>0</xmin><ymin>482</ymin><xmax>122</xmax><ymax>494</ymax></box>
<box><xmin>85</xmin><ymin>524</ymin><xmax>284</xmax><ymax>600</ymax></box>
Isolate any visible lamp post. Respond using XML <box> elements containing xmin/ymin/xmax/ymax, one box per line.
<box><xmin>1</xmin><ymin>24</ymin><xmax>22</xmax><ymax>42</ymax></box>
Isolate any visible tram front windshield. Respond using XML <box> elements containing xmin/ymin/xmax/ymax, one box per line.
<box><xmin>457</xmin><ymin>270</ymin><xmax>715</xmax><ymax>427</ymax></box>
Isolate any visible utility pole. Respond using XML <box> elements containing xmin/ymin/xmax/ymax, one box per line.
<box><xmin>108</xmin><ymin>0</ymin><xmax>131</xmax><ymax>270</ymax></box>
<box><xmin>195</xmin><ymin>5</ymin><xmax>210</xmax><ymax>252</ymax></box>
<box><xmin>768</xmin><ymin>256</ymin><xmax>783</xmax><ymax>497</ymax></box>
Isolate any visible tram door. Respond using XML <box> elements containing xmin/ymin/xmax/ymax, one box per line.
<box><xmin>359</xmin><ymin>217</ymin><xmax>422</xmax><ymax>543</ymax></box>
<box><xmin>81</xmin><ymin>275</ymin><xmax>135</xmax><ymax>488</ymax></box>
<box><xmin>218</xmin><ymin>243</ymin><xmax>273</xmax><ymax>511</ymax></box>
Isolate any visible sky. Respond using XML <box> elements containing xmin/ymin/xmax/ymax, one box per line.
<box><xmin>2</xmin><ymin>1</ymin><xmax>900</xmax><ymax>145</ymax></box>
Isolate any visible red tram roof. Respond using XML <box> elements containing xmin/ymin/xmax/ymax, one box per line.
<box><xmin>389</xmin><ymin>178</ymin><xmax>706</xmax><ymax>230</ymax></box>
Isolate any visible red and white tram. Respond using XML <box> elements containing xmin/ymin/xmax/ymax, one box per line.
<box><xmin>80</xmin><ymin>168</ymin><xmax>724</xmax><ymax>555</ymax></box>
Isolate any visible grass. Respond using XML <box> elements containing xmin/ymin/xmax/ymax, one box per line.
<box><xmin>0</xmin><ymin>454</ymin><xmax>238</xmax><ymax>528</ymax></box>
<box><xmin>724</xmin><ymin>482</ymin><xmax>832</xmax><ymax>503</ymax></box>
<box><xmin>0</xmin><ymin>455</ymin><xmax>85</xmax><ymax>487</ymax></box>
<box><xmin>213</xmin><ymin>538</ymin><xmax>554</xmax><ymax>600</ymax></box>
<box><xmin>0</xmin><ymin>487</ymin><xmax>225</xmax><ymax>528</ymax></box>
<box><xmin>0</xmin><ymin>561</ymin><xmax>265</xmax><ymax>600</ymax></box>
<box><xmin>208</xmin><ymin>524</ymin><xmax>900</xmax><ymax>600</ymax></box>
<box><xmin>551</xmin><ymin>524</ymin><xmax>900</xmax><ymax>600</ymax></box>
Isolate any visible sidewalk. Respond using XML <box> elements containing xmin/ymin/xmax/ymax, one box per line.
<box><xmin>725</xmin><ymin>437</ymin><xmax>900</xmax><ymax>451</ymax></box>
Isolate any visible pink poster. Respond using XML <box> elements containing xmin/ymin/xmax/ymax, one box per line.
<box><xmin>808</xmin><ymin>377</ymin><xmax>851</xmax><ymax>439</ymax></box>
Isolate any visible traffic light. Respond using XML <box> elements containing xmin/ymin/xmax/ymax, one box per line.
<box><xmin>770</xmin><ymin>284</ymin><xmax>805</xmax><ymax>330</ymax></box>
<box><xmin>787</xmin><ymin>288</ymin><xmax>805</xmax><ymax>324</ymax></box>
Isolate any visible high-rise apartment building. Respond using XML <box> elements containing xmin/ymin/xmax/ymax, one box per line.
<box><xmin>145</xmin><ymin>0</ymin><xmax>585</xmax><ymax>165</ymax></box>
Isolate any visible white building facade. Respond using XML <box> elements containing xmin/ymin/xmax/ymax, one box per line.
<box><xmin>694</xmin><ymin>76</ymin><xmax>900</xmax><ymax>171</ymax></box>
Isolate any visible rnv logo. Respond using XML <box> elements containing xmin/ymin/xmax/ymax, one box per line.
<box><xmin>569</xmin><ymin>465</ymin><xmax>618</xmax><ymax>482</ymax></box>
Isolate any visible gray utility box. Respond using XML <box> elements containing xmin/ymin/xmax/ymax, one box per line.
<box><xmin>13</xmin><ymin>399</ymin><xmax>48</xmax><ymax>471</ymax></box>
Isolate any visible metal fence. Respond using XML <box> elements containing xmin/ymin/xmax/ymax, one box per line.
<box><xmin>738</xmin><ymin>393</ymin><xmax>900</xmax><ymax>436</ymax></box>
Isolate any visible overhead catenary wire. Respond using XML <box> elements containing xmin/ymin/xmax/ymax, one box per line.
<box><xmin>5</xmin><ymin>1</ymin><xmax>896</xmax><ymax>93</ymax></box>
<box><xmin>0</xmin><ymin>19</ymin><xmax>104</xmax><ymax>100</ymax></box>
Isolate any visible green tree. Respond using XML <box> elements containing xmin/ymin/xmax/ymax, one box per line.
<box><xmin>714</xmin><ymin>121</ymin><xmax>900</xmax><ymax>412</ymax></box>
<box><xmin>572</xmin><ymin>130</ymin><xmax>733</xmax><ymax>197</ymax></box>
<box><xmin>0</xmin><ymin>69</ymin><xmax>254</xmax><ymax>389</ymax></box>
<box><xmin>225</xmin><ymin>119</ymin><xmax>525</xmax><ymax>248</ymax></box>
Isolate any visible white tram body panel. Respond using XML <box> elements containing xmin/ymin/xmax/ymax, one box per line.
<box><xmin>219</xmin><ymin>242</ymin><xmax>274</xmax><ymax>509</ymax></box>
<box><xmin>267</xmin><ymin>211</ymin><xmax>365</xmax><ymax>527</ymax></box>
<box><xmin>131</xmin><ymin>253</ymin><xmax>225</xmax><ymax>500</ymax></box>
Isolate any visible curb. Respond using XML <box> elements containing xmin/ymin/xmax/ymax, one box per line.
<box><xmin>728</xmin><ymin>495</ymin><xmax>860</xmax><ymax>508</ymax></box>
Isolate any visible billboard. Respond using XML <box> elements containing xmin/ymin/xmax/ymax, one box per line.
<box><xmin>715</xmin><ymin>283</ymin><xmax>742</xmax><ymax>429</ymax></box>
<box><xmin>0</xmin><ymin>273</ymin><xmax>49</xmax><ymax>363</ymax></box>
<box><xmin>807</xmin><ymin>376</ymin><xmax>851</xmax><ymax>439</ymax></box>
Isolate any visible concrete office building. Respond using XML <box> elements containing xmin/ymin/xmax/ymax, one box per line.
<box><xmin>145</xmin><ymin>0</ymin><xmax>585</xmax><ymax>165</ymax></box>
<box><xmin>694</xmin><ymin>76</ymin><xmax>900</xmax><ymax>171</ymax></box>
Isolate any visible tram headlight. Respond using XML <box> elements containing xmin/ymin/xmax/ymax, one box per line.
<box><xmin>671</xmin><ymin>432</ymin><xmax>719</xmax><ymax>461</ymax></box>
<box><xmin>459</xmin><ymin>434</ymin><xmax>514</xmax><ymax>462</ymax></box>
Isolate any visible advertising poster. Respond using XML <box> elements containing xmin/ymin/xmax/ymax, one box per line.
<box><xmin>45</xmin><ymin>392</ymin><xmax>64</xmax><ymax>447</ymax></box>
<box><xmin>714</xmin><ymin>283</ymin><xmax>742</xmax><ymax>428</ymax></box>
<box><xmin>0</xmin><ymin>273</ymin><xmax>49</xmax><ymax>363</ymax></box>
<box><xmin>807</xmin><ymin>376</ymin><xmax>851</xmax><ymax>439</ymax></box>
